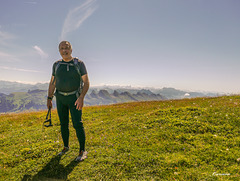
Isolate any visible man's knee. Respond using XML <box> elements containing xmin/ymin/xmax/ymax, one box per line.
<box><xmin>73</xmin><ymin>120</ymin><xmax>84</xmax><ymax>130</ymax></box>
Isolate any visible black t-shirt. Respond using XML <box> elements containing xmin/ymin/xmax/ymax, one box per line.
<box><xmin>52</xmin><ymin>58</ymin><xmax>87</xmax><ymax>92</ymax></box>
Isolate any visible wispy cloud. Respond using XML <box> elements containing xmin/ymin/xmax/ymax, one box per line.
<box><xmin>0</xmin><ymin>30</ymin><xmax>15</xmax><ymax>40</ymax></box>
<box><xmin>24</xmin><ymin>2</ymin><xmax>37</xmax><ymax>4</ymax></box>
<box><xmin>0</xmin><ymin>51</ymin><xmax>20</xmax><ymax>62</ymax></box>
<box><xmin>60</xmin><ymin>0</ymin><xmax>97</xmax><ymax>40</ymax></box>
<box><xmin>0</xmin><ymin>30</ymin><xmax>16</xmax><ymax>46</ymax></box>
<box><xmin>0</xmin><ymin>66</ymin><xmax>43</xmax><ymax>73</ymax></box>
<box><xmin>33</xmin><ymin>45</ymin><xmax>48</xmax><ymax>59</ymax></box>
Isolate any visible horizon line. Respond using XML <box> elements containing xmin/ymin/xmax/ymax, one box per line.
<box><xmin>0</xmin><ymin>79</ymin><xmax>233</xmax><ymax>94</ymax></box>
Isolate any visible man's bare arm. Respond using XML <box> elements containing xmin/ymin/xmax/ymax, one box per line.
<box><xmin>79</xmin><ymin>74</ymin><xmax>90</xmax><ymax>98</ymax></box>
<box><xmin>47</xmin><ymin>76</ymin><xmax>56</xmax><ymax>109</ymax></box>
<box><xmin>75</xmin><ymin>74</ymin><xmax>90</xmax><ymax>110</ymax></box>
<box><xmin>48</xmin><ymin>76</ymin><xmax>56</xmax><ymax>98</ymax></box>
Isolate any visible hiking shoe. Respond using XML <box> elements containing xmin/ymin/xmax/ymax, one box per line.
<box><xmin>58</xmin><ymin>147</ymin><xmax>69</xmax><ymax>156</ymax></box>
<box><xmin>75</xmin><ymin>150</ymin><xmax>88</xmax><ymax>162</ymax></box>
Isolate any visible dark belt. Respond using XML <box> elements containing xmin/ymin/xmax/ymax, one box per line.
<box><xmin>58</xmin><ymin>90</ymin><xmax>78</xmax><ymax>96</ymax></box>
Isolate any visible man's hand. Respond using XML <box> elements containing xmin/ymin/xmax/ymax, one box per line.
<box><xmin>75</xmin><ymin>96</ymin><xmax>84</xmax><ymax>110</ymax></box>
<box><xmin>47</xmin><ymin>99</ymin><xmax>53</xmax><ymax>109</ymax></box>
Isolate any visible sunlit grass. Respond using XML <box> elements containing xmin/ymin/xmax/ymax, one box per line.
<box><xmin>0</xmin><ymin>95</ymin><xmax>240</xmax><ymax>180</ymax></box>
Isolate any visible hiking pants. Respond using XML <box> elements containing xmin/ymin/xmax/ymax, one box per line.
<box><xmin>55</xmin><ymin>91</ymin><xmax>85</xmax><ymax>152</ymax></box>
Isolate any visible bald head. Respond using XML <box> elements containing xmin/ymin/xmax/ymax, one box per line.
<box><xmin>59</xmin><ymin>41</ymin><xmax>72</xmax><ymax>50</ymax></box>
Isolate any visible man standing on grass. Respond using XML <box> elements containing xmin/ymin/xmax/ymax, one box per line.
<box><xmin>47</xmin><ymin>41</ymin><xmax>89</xmax><ymax>161</ymax></box>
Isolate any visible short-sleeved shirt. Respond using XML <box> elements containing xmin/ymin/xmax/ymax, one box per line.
<box><xmin>52</xmin><ymin>59</ymin><xmax>87</xmax><ymax>92</ymax></box>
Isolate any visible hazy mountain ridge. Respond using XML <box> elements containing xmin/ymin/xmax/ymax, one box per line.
<box><xmin>0</xmin><ymin>90</ymin><xmax>50</xmax><ymax>113</ymax></box>
<box><xmin>0</xmin><ymin>80</ymin><xmax>220</xmax><ymax>113</ymax></box>
<box><xmin>0</xmin><ymin>80</ymin><xmax>49</xmax><ymax>94</ymax></box>
<box><xmin>85</xmin><ymin>89</ymin><xmax>164</xmax><ymax>106</ymax></box>
<box><xmin>0</xmin><ymin>88</ymin><xmax>164</xmax><ymax>113</ymax></box>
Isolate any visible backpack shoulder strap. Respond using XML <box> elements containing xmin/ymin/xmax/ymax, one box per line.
<box><xmin>54</xmin><ymin>59</ymin><xmax>62</xmax><ymax>75</ymax></box>
<box><xmin>73</xmin><ymin>57</ymin><xmax>82</xmax><ymax>76</ymax></box>
<box><xmin>73</xmin><ymin>57</ymin><xmax>84</xmax><ymax>93</ymax></box>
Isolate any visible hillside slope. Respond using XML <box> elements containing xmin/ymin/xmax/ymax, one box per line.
<box><xmin>0</xmin><ymin>96</ymin><xmax>240</xmax><ymax>180</ymax></box>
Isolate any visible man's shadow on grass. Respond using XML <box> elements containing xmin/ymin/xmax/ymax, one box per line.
<box><xmin>22</xmin><ymin>155</ymin><xmax>80</xmax><ymax>181</ymax></box>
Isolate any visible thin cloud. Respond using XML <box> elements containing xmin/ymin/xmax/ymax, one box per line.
<box><xmin>24</xmin><ymin>1</ymin><xmax>37</xmax><ymax>5</ymax></box>
<box><xmin>60</xmin><ymin>0</ymin><xmax>97</xmax><ymax>40</ymax></box>
<box><xmin>0</xmin><ymin>66</ymin><xmax>43</xmax><ymax>73</ymax></box>
<box><xmin>0</xmin><ymin>30</ymin><xmax>16</xmax><ymax>46</ymax></box>
<box><xmin>24</xmin><ymin>1</ymin><xmax>37</xmax><ymax>4</ymax></box>
<box><xmin>0</xmin><ymin>51</ymin><xmax>20</xmax><ymax>62</ymax></box>
<box><xmin>33</xmin><ymin>45</ymin><xmax>48</xmax><ymax>59</ymax></box>
<box><xmin>0</xmin><ymin>31</ymin><xmax>15</xmax><ymax>39</ymax></box>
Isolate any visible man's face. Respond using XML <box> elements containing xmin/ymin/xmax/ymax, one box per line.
<box><xmin>59</xmin><ymin>42</ymin><xmax>72</xmax><ymax>59</ymax></box>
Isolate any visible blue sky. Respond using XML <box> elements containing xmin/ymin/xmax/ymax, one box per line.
<box><xmin>0</xmin><ymin>0</ymin><xmax>239</xmax><ymax>93</ymax></box>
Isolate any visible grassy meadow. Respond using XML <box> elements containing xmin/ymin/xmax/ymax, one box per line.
<box><xmin>0</xmin><ymin>95</ymin><xmax>240</xmax><ymax>180</ymax></box>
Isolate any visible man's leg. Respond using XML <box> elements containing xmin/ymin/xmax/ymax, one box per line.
<box><xmin>70</xmin><ymin>107</ymin><xmax>86</xmax><ymax>152</ymax></box>
<box><xmin>56</xmin><ymin>95</ymin><xmax>70</xmax><ymax>148</ymax></box>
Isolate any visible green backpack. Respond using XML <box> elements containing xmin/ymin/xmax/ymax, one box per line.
<box><xmin>54</xmin><ymin>57</ymin><xmax>83</xmax><ymax>93</ymax></box>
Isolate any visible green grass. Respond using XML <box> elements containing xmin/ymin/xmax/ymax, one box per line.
<box><xmin>0</xmin><ymin>95</ymin><xmax>240</xmax><ymax>180</ymax></box>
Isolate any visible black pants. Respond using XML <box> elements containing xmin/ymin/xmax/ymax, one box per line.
<box><xmin>55</xmin><ymin>91</ymin><xmax>85</xmax><ymax>152</ymax></box>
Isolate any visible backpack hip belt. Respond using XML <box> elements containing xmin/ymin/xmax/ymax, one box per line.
<box><xmin>58</xmin><ymin>90</ymin><xmax>79</xmax><ymax>96</ymax></box>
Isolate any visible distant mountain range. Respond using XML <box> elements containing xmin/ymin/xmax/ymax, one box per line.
<box><xmin>0</xmin><ymin>80</ymin><xmax>221</xmax><ymax>113</ymax></box>
<box><xmin>0</xmin><ymin>88</ymin><xmax>164</xmax><ymax>113</ymax></box>
<box><xmin>0</xmin><ymin>80</ymin><xmax>49</xmax><ymax>94</ymax></box>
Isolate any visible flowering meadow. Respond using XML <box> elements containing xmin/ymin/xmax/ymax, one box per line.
<box><xmin>0</xmin><ymin>95</ymin><xmax>240</xmax><ymax>180</ymax></box>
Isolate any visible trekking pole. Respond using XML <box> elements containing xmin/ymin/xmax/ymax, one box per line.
<box><xmin>43</xmin><ymin>108</ymin><xmax>53</xmax><ymax>127</ymax></box>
